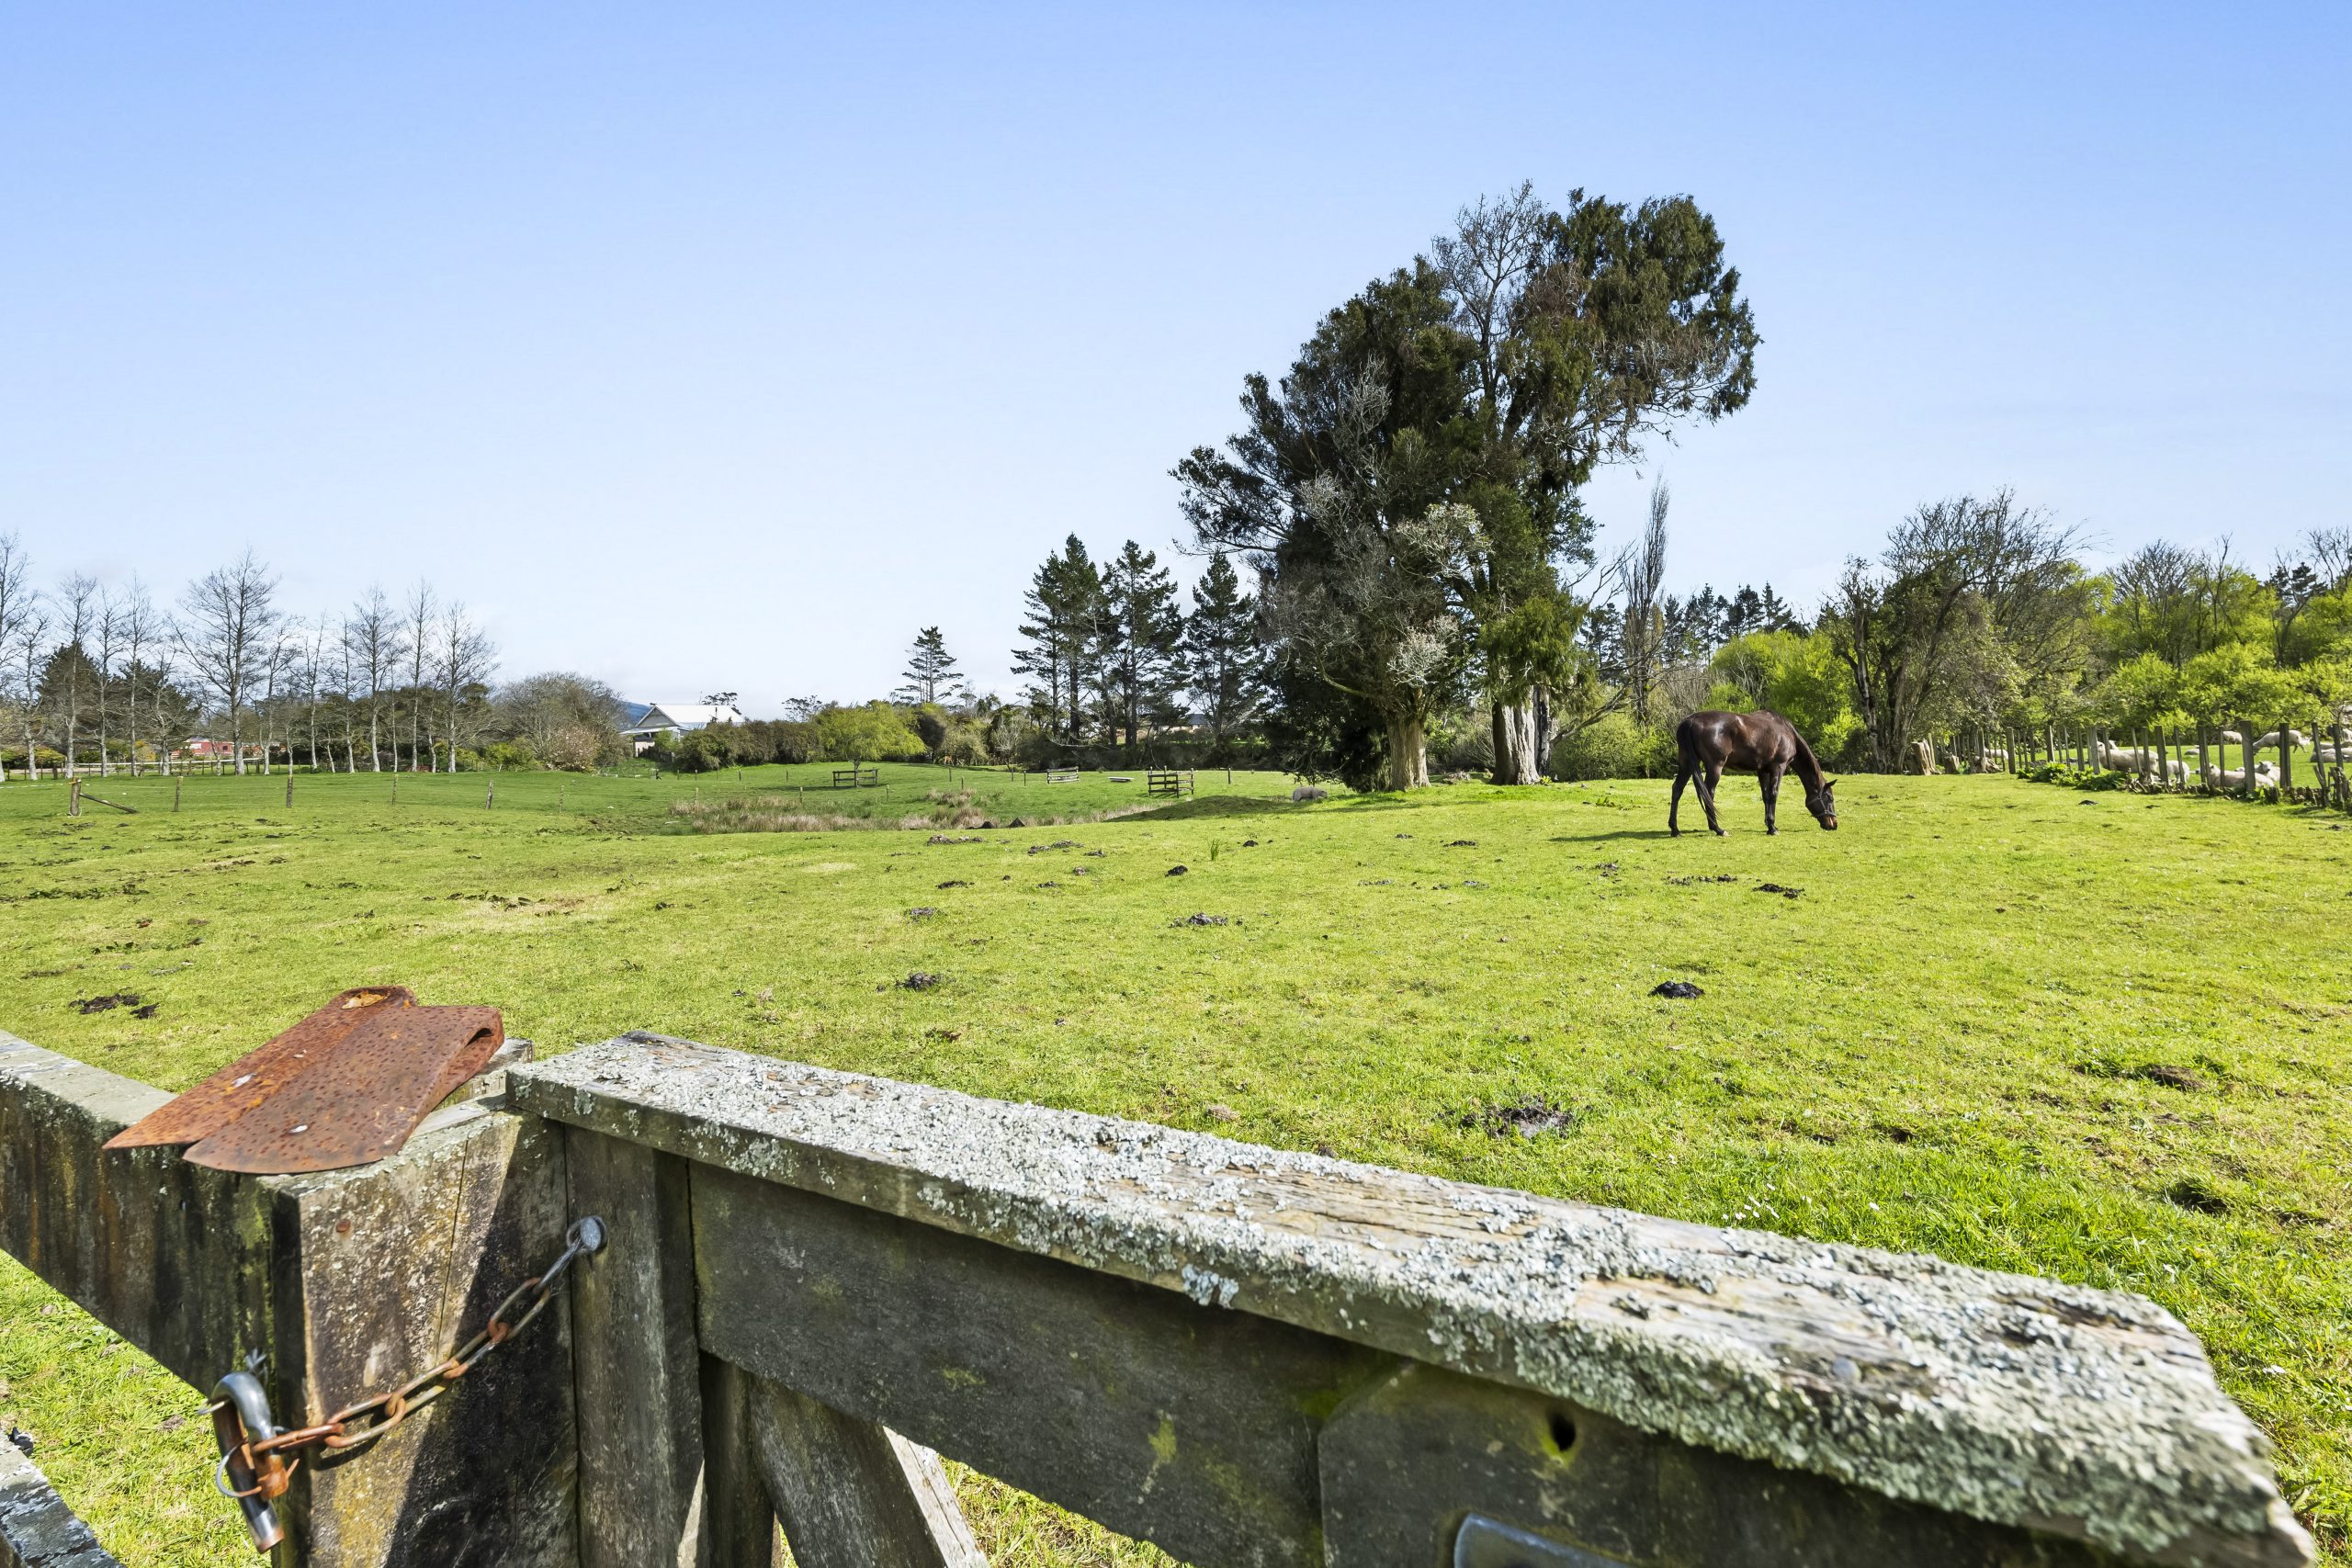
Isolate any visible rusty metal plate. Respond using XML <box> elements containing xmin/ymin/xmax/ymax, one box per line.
<box><xmin>105</xmin><ymin>987</ymin><xmax>417</xmax><ymax>1150</ymax></box>
<box><xmin>182</xmin><ymin>1005</ymin><xmax>505</xmax><ymax>1174</ymax></box>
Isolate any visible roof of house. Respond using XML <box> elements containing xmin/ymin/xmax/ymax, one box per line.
<box><xmin>627</xmin><ymin>702</ymin><xmax>748</xmax><ymax>733</ymax></box>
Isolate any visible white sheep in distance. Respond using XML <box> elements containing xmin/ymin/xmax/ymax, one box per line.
<box><xmin>2203</xmin><ymin>761</ymin><xmax>2278</xmax><ymax>791</ymax></box>
<box><xmin>2249</xmin><ymin>729</ymin><xmax>2310</xmax><ymax>751</ymax></box>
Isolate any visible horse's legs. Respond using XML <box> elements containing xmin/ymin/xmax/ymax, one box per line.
<box><xmin>1669</xmin><ymin>764</ymin><xmax>1689</xmax><ymax>836</ymax></box>
<box><xmin>1761</xmin><ymin>765</ymin><xmax>1782</xmax><ymax>834</ymax></box>
<box><xmin>1699</xmin><ymin>761</ymin><xmax>1726</xmax><ymax>836</ymax></box>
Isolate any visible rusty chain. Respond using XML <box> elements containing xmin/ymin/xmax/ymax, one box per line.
<box><xmin>209</xmin><ymin>1215</ymin><xmax>605</xmax><ymax>1513</ymax></box>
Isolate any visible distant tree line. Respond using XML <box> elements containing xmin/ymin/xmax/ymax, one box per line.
<box><xmin>0</xmin><ymin>534</ymin><xmax>638</xmax><ymax>779</ymax></box>
<box><xmin>1548</xmin><ymin>502</ymin><xmax>2352</xmax><ymax>781</ymax></box>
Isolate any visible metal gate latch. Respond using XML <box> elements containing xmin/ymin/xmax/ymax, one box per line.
<box><xmin>207</xmin><ymin>1216</ymin><xmax>606</xmax><ymax>1553</ymax></box>
<box><xmin>1454</xmin><ymin>1515</ymin><xmax>1629</xmax><ymax>1568</ymax></box>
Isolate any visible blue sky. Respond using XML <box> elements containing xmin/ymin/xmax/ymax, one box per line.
<box><xmin>5</xmin><ymin>3</ymin><xmax>2345</xmax><ymax>710</ymax></box>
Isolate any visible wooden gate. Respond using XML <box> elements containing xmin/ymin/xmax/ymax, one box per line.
<box><xmin>0</xmin><ymin>1026</ymin><xmax>2316</xmax><ymax>1568</ymax></box>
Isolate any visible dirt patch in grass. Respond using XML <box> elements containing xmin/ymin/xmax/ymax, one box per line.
<box><xmin>1459</xmin><ymin>1094</ymin><xmax>1577</xmax><ymax>1138</ymax></box>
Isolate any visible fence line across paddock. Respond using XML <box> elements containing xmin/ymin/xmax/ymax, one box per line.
<box><xmin>1922</xmin><ymin>710</ymin><xmax>2352</xmax><ymax>815</ymax></box>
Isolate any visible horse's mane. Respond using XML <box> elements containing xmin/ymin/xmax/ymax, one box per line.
<box><xmin>1771</xmin><ymin>712</ymin><xmax>1828</xmax><ymax>787</ymax></box>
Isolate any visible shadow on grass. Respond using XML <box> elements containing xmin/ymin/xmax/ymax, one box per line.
<box><xmin>1129</xmin><ymin>795</ymin><xmax>1302</xmax><ymax>821</ymax></box>
<box><xmin>1555</xmin><ymin>827</ymin><xmax>1679</xmax><ymax>841</ymax></box>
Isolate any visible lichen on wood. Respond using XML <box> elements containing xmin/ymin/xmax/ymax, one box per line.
<box><xmin>513</xmin><ymin>1034</ymin><xmax>2312</xmax><ymax>1568</ymax></box>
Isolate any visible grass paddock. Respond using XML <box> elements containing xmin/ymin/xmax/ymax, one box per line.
<box><xmin>2</xmin><ymin>766</ymin><xmax>2346</xmax><ymax>1561</ymax></box>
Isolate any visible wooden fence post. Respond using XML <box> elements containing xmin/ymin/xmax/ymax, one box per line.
<box><xmin>2336</xmin><ymin>711</ymin><xmax>2351</xmax><ymax>812</ymax></box>
<box><xmin>0</xmin><ymin>1033</ymin><xmax>578</xmax><ymax>1568</ymax></box>
<box><xmin>2278</xmin><ymin>720</ymin><xmax>2292</xmax><ymax>795</ymax></box>
<box><xmin>2241</xmin><ymin>722</ymin><xmax>2256</xmax><ymax>799</ymax></box>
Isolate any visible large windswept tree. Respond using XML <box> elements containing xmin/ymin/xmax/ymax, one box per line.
<box><xmin>1177</xmin><ymin>182</ymin><xmax>1758</xmax><ymax>788</ymax></box>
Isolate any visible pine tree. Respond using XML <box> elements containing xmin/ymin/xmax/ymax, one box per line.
<box><xmin>1012</xmin><ymin>536</ymin><xmax>1103</xmax><ymax>741</ymax></box>
<box><xmin>893</xmin><ymin>628</ymin><xmax>968</xmax><ymax>706</ymax></box>
<box><xmin>1724</xmin><ymin>585</ymin><xmax>1764</xmax><ymax>640</ymax></box>
<box><xmin>1757</xmin><ymin>582</ymin><xmax>1799</xmax><ymax>633</ymax></box>
<box><xmin>1183</xmin><ymin>552</ymin><xmax>1264</xmax><ymax>759</ymax></box>
<box><xmin>1101</xmin><ymin>541</ymin><xmax>1182</xmax><ymax>747</ymax></box>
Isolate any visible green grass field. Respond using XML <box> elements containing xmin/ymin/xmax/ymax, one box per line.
<box><xmin>2</xmin><ymin>764</ymin><xmax>2346</xmax><ymax>1562</ymax></box>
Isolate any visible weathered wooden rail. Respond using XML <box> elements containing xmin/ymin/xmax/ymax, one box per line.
<box><xmin>0</xmin><ymin>1025</ymin><xmax>2317</xmax><ymax>1567</ymax></box>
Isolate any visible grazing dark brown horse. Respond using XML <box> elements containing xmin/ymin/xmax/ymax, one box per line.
<box><xmin>1670</xmin><ymin>710</ymin><xmax>1839</xmax><ymax>836</ymax></box>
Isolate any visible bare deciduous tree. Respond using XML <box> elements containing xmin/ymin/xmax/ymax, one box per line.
<box><xmin>0</xmin><ymin>535</ymin><xmax>41</xmax><ymax>782</ymax></box>
<box><xmin>301</xmin><ymin>615</ymin><xmax>333</xmax><ymax>770</ymax></box>
<box><xmin>177</xmin><ymin>551</ymin><xmax>279</xmax><ymax>775</ymax></box>
<box><xmin>494</xmin><ymin>671</ymin><xmax>623</xmax><ymax>768</ymax></box>
<box><xmin>435</xmin><ymin>602</ymin><xmax>497</xmax><ymax>771</ymax></box>
<box><xmin>347</xmin><ymin>585</ymin><xmax>401</xmax><ymax>771</ymax></box>
<box><xmin>93</xmin><ymin>587</ymin><xmax>130</xmax><ymax>775</ymax></box>
<box><xmin>1619</xmin><ymin>479</ymin><xmax>1671</xmax><ymax>728</ymax></box>
<box><xmin>2306</xmin><ymin>526</ymin><xmax>2350</xmax><ymax>594</ymax></box>
<box><xmin>119</xmin><ymin>580</ymin><xmax>158</xmax><ymax>775</ymax></box>
<box><xmin>54</xmin><ymin>574</ymin><xmax>99</xmax><ymax>778</ymax></box>
<box><xmin>255</xmin><ymin>621</ymin><xmax>299</xmax><ymax>773</ymax></box>
<box><xmin>404</xmin><ymin>580</ymin><xmax>435</xmax><ymax>772</ymax></box>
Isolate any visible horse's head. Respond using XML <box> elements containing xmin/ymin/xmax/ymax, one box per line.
<box><xmin>1807</xmin><ymin>778</ymin><xmax>1839</xmax><ymax>830</ymax></box>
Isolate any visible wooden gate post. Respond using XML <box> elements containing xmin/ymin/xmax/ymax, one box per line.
<box><xmin>0</xmin><ymin>1033</ymin><xmax>579</xmax><ymax>1568</ymax></box>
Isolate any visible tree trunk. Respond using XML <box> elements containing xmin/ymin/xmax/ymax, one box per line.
<box><xmin>1490</xmin><ymin>702</ymin><xmax>1539</xmax><ymax>784</ymax></box>
<box><xmin>1385</xmin><ymin>714</ymin><xmax>1429</xmax><ymax>791</ymax></box>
